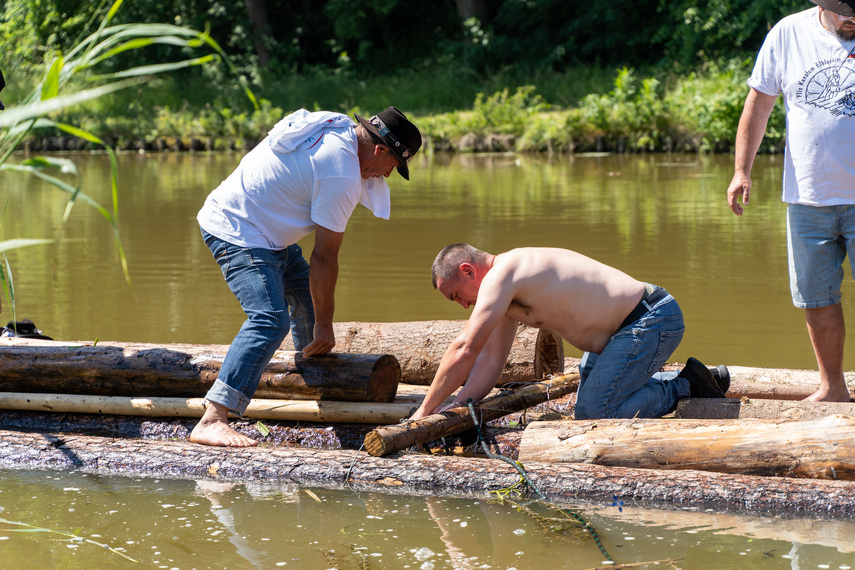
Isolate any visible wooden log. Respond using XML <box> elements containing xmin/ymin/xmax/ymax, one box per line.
<box><xmin>363</xmin><ymin>373</ymin><xmax>580</xmax><ymax>457</ymax></box>
<box><xmin>726</xmin><ymin>380</ymin><xmax>855</xmax><ymax>401</ymax></box>
<box><xmin>2</xmin><ymin>429</ymin><xmax>855</xmax><ymax>516</ymax></box>
<box><xmin>0</xmin><ymin>341</ymin><xmax>400</xmax><ymax>402</ymax></box>
<box><xmin>563</xmin><ymin>358</ymin><xmax>855</xmax><ymax>401</ymax></box>
<box><xmin>518</xmin><ymin>415</ymin><xmax>855</xmax><ymax>480</ymax></box>
<box><xmin>280</xmin><ymin>321</ymin><xmax>565</xmax><ymax>385</ymax></box>
<box><xmin>0</xmin><ymin>393</ymin><xmax>417</xmax><ymax>424</ymax></box>
<box><xmin>719</xmin><ymin>365</ymin><xmax>854</xmax><ymax>400</ymax></box>
<box><xmin>675</xmin><ymin>397</ymin><xmax>855</xmax><ymax>420</ymax></box>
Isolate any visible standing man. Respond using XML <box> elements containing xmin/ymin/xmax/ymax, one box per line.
<box><xmin>191</xmin><ymin>107</ymin><xmax>421</xmax><ymax>446</ymax></box>
<box><xmin>409</xmin><ymin>244</ymin><xmax>727</xmax><ymax>421</ymax></box>
<box><xmin>727</xmin><ymin>0</ymin><xmax>855</xmax><ymax>402</ymax></box>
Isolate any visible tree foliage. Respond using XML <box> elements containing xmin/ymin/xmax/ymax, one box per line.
<box><xmin>0</xmin><ymin>0</ymin><xmax>814</xmax><ymax>80</ymax></box>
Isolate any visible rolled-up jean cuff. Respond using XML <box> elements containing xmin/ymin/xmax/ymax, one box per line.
<box><xmin>205</xmin><ymin>379</ymin><xmax>251</xmax><ymax>416</ymax></box>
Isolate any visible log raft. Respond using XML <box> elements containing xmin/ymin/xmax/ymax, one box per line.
<box><xmin>1</xmin><ymin>428</ymin><xmax>854</xmax><ymax>517</ymax></box>
<box><xmin>0</xmin><ymin>341</ymin><xmax>400</xmax><ymax>402</ymax></box>
<box><xmin>280</xmin><ymin>321</ymin><xmax>565</xmax><ymax>385</ymax></box>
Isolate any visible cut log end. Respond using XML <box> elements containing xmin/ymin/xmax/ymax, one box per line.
<box><xmin>363</xmin><ymin>430</ymin><xmax>387</xmax><ymax>457</ymax></box>
<box><xmin>369</xmin><ymin>354</ymin><xmax>402</xmax><ymax>403</ymax></box>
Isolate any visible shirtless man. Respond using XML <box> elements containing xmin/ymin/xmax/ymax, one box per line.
<box><xmin>410</xmin><ymin>244</ymin><xmax>727</xmax><ymax>421</ymax></box>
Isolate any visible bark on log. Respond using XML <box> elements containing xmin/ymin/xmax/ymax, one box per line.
<box><xmin>364</xmin><ymin>373</ymin><xmax>580</xmax><ymax>457</ymax></box>
<box><xmin>280</xmin><ymin>321</ymin><xmax>565</xmax><ymax>385</ymax></box>
<box><xmin>727</xmin><ymin>380</ymin><xmax>854</xmax><ymax>401</ymax></box>
<box><xmin>2</xmin><ymin>429</ymin><xmax>854</xmax><ymax>517</ymax></box>
<box><xmin>722</xmin><ymin>366</ymin><xmax>854</xmax><ymax>400</ymax></box>
<box><xmin>518</xmin><ymin>415</ymin><xmax>855</xmax><ymax>480</ymax></box>
<box><xmin>0</xmin><ymin>393</ymin><xmax>418</xmax><ymax>424</ymax></box>
<box><xmin>0</xmin><ymin>342</ymin><xmax>400</xmax><ymax>402</ymax></box>
<box><xmin>675</xmin><ymin>397</ymin><xmax>855</xmax><ymax>420</ymax></box>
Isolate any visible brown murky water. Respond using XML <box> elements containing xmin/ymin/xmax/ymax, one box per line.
<box><xmin>0</xmin><ymin>468</ymin><xmax>853</xmax><ymax>569</ymax></box>
<box><xmin>4</xmin><ymin>150</ymin><xmax>854</xmax><ymax>371</ymax></box>
<box><xmin>2</xmin><ymin>151</ymin><xmax>855</xmax><ymax>568</ymax></box>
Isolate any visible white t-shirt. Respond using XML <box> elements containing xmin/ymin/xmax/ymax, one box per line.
<box><xmin>749</xmin><ymin>7</ymin><xmax>855</xmax><ymax>205</ymax></box>
<box><xmin>197</xmin><ymin>110</ymin><xmax>391</xmax><ymax>249</ymax></box>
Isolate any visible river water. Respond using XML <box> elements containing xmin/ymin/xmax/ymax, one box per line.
<box><xmin>1</xmin><ymin>150</ymin><xmax>854</xmax><ymax>568</ymax></box>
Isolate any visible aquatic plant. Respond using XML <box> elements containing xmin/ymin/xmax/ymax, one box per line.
<box><xmin>0</xmin><ymin>516</ymin><xmax>139</xmax><ymax>562</ymax></box>
<box><xmin>0</xmin><ymin>0</ymin><xmax>253</xmax><ymax>315</ymax></box>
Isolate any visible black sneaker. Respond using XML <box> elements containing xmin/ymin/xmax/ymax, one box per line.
<box><xmin>679</xmin><ymin>357</ymin><xmax>725</xmax><ymax>398</ymax></box>
<box><xmin>709</xmin><ymin>364</ymin><xmax>730</xmax><ymax>395</ymax></box>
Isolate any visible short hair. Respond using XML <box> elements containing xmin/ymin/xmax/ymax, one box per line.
<box><xmin>431</xmin><ymin>243</ymin><xmax>487</xmax><ymax>288</ymax></box>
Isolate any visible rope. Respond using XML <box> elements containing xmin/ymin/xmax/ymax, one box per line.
<box><xmin>466</xmin><ymin>399</ymin><xmax>614</xmax><ymax>563</ymax></box>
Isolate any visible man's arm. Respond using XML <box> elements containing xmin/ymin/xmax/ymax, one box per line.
<box><xmin>447</xmin><ymin>315</ymin><xmax>518</xmax><ymax>405</ymax></box>
<box><xmin>410</xmin><ymin>271</ymin><xmax>518</xmax><ymax>420</ymax></box>
<box><xmin>301</xmin><ymin>225</ymin><xmax>343</xmax><ymax>356</ymax></box>
<box><xmin>727</xmin><ymin>88</ymin><xmax>778</xmax><ymax>216</ymax></box>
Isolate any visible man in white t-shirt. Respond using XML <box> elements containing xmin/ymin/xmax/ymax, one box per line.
<box><xmin>191</xmin><ymin>107</ymin><xmax>421</xmax><ymax>446</ymax></box>
<box><xmin>727</xmin><ymin>0</ymin><xmax>855</xmax><ymax>402</ymax></box>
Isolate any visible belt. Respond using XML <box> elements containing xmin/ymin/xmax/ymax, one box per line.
<box><xmin>619</xmin><ymin>284</ymin><xmax>667</xmax><ymax>330</ymax></box>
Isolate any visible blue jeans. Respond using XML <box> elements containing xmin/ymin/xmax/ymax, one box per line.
<box><xmin>201</xmin><ymin>229</ymin><xmax>314</xmax><ymax>415</ymax></box>
<box><xmin>787</xmin><ymin>204</ymin><xmax>855</xmax><ymax>309</ymax></box>
<box><xmin>575</xmin><ymin>289</ymin><xmax>689</xmax><ymax>419</ymax></box>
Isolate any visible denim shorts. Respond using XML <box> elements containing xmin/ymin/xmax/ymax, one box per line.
<box><xmin>787</xmin><ymin>204</ymin><xmax>855</xmax><ymax>309</ymax></box>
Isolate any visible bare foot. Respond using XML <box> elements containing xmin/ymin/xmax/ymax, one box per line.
<box><xmin>190</xmin><ymin>402</ymin><xmax>258</xmax><ymax>447</ymax></box>
<box><xmin>190</xmin><ymin>420</ymin><xmax>258</xmax><ymax>447</ymax></box>
<box><xmin>802</xmin><ymin>386</ymin><xmax>852</xmax><ymax>403</ymax></box>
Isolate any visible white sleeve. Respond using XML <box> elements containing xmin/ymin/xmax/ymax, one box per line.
<box><xmin>310</xmin><ymin>177</ymin><xmax>361</xmax><ymax>232</ymax></box>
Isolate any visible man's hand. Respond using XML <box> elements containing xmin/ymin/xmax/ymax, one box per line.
<box><xmin>727</xmin><ymin>172</ymin><xmax>751</xmax><ymax>216</ymax></box>
<box><xmin>727</xmin><ymin>173</ymin><xmax>751</xmax><ymax>216</ymax></box>
<box><xmin>409</xmin><ymin>398</ymin><xmax>463</xmax><ymax>421</ymax></box>
<box><xmin>300</xmin><ymin>323</ymin><xmax>335</xmax><ymax>356</ymax></box>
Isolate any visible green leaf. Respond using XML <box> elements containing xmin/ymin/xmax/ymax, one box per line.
<box><xmin>255</xmin><ymin>421</ymin><xmax>270</xmax><ymax>437</ymax></box>
<box><xmin>0</xmin><ymin>79</ymin><xmax>145</xmax><ymax>128</ymax></box>
<box><xmin>0</xmin><ymin>239</ymin><xmax>55</xmax><ymax>253</ymax></box>
<box><xmin>41</xmin><ymin>55</ymin><xmax>64</xmax><ymax>100</ymax></box>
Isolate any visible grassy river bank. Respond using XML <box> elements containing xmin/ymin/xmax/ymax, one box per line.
<box><xmin>9</xmin><ymin>61</ymin><xmax>784</xmax><ymax>156</ymax></box>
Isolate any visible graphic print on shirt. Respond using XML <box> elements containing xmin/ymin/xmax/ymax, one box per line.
<box><xmin>797</xmin><ymin>56</ymin><xmax>855</xmax><ymax>115</ymax></box>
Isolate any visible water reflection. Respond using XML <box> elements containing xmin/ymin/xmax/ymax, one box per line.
<box><xmin>0</xmin><ymin>469</ymin><xmax>853</xmax><ymax>569</ymax></box>
<box><xmin>2</xmin><ymin>151</ymin><xmax>852</xmax><ymax>373</ymax></box>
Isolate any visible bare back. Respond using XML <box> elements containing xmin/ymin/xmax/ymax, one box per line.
<box><xmin>481</xmin><ymin>248</ymin><xmax>646</xmax><ymax>353</ymax></box>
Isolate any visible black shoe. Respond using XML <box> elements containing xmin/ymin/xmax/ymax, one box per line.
<box><xmin>679</xmin><ymin>357</ymin><xmax>725</xmax><ymax>398</ymax></box>
<box><xmin>709</xmin><ymin>364</ymin><xmax>730</xmax><ymax>395</ymax></box>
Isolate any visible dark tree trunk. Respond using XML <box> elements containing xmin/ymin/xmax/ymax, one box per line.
<box><xmin>455</xmin><ymin>0</ymin><xmax>488</xmax><ymax>22</ymax></box>
<box><xmin>244</xmin><ymin>0</ymin><xmax>272</xmax><ymax>67</ymax></box>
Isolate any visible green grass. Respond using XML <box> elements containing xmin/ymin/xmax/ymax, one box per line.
<box><xmin>8</xmin><ymin>60</ymin><xmax>785</xmax><ymax>154</ymax></box>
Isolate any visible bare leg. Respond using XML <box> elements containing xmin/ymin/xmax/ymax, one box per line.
<box><xmin>190</xmin><ymin>401</ymin><xmax>258</xmax><ymax>447</ymax></box>
<box><xmin>803</xmin><ymin>304</ymin><xmax>851</xmax><ymax>402</ymax></box>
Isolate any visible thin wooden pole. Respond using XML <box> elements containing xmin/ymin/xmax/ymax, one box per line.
<box><xmin>0</xmin><ymin>392</ymin><xmax>418</xmax><ymax>424</ymax></box>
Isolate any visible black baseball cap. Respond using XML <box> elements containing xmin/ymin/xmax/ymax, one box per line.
<box><xmin>810</xmin><ymin>0</ymin><xmax>855</xmax><ymax>16</ymax></box>
<box><xmin>354</xmin><ymin>106</ymin><xmax>422</xmax><ymax>180</ymax></box>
